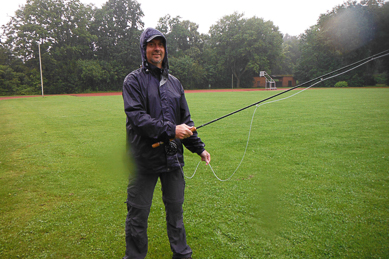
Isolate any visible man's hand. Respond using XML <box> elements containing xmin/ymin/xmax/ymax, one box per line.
<box><xmin>200</xmin><ymin>150</ymin><xmax>211</xmax><ymax>165</ymax></box>
<box><xmin>175</xmin><ymin>124</ymin><xmax>194</xmax><ymax>139</ymax></box>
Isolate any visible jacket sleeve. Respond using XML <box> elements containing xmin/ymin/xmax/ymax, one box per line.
<box><xmin>123</xmin><ymin>73</ymin><xmax>176</xmax><ymax>141</ymax></box>
<box><xmin>179</xmin><ymin>86</ymin><xmax>206</xmax><ymax>155</ymax></box>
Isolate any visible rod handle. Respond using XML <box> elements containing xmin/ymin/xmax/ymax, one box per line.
<box><xmin>151</xmin><ymin>127</ymin><xmax>197</xmax><ymax>148</ymax></box>
<box><xmin>152</xmin><ymin>141</ymin><xmax>164</xmax><ymax>148</ymax></box>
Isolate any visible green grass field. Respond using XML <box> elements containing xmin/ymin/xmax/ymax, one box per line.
<box><xmin>1</xmin><ymin>88</ymin><xmax>388</xmax><ymax>258</ymax></box>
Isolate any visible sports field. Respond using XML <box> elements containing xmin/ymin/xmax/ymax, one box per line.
<box><xmin>0</xmin><ymin>88</ymin><xmax>388</xmax><ymax>258</ymax></box>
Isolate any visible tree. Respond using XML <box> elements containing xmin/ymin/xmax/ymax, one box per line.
<box><xmin>3</xmin><ymin>0</ymin><xmax>95</xmax><ymax>62</ymax></box>
<box><xmin>295</xmin><ymin>25</ymin><xmax>342</xmax><ymax>86</ymax></box>
<box><xmin>2</xmin><ymin>0</ymin><xmax>98</xmax><ymax>93</ymax></box>
<box><xmin>208</xmin><ymin>13</ymin><xmax>283</xmax><ymax>88</ymax></box>
<box><xmin>1</xmin><ymin>0</ymin><xmax>145</xmax><ymax>94</ymax></box>
<box><xmin>169</xmin><ymin>55</ymin><xmax>205</xmax><ymax>89</ymax></box>
<box><xmin>295</xmin><ymin>0</ymin><xmax>389</xmax><ymax>87</ymax></box>
<box><xmin>90</xmin><ymin>0</ymin><xmax>144</xmax><ymax>90</ymax></box>
<box><xmin>274</xmin><ymin>34</ymin><xmax>301</xmax><ymax>75</ymax></box>
<box><xmin>367</xmin><ymin>0</ymin><xmax>389</xmax><ymax>84</ymax></box>
<box><xmin>156</xmin><ymin>15</ymin><xmax>208</xmax><ymax>89</ymax></box>
<box><xmin>92</xmin><ymin>0</ymin><xmax>143</xmax><ymax>66</ymax></box>
<box><xmin>157</xmin><ymin>15</ymin><xmax>205</xmax><ymax>59</ymax></box>
<box><xmin>0</xmin><ymin>33</ymin><xmax>41</xmax><ymax>95</ymax></box>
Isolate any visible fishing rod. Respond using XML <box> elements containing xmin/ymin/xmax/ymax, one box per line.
<box><xmin>152</xmin><ymin>49</ymin><xmax>389</xmax><ymax>148</ymax></box>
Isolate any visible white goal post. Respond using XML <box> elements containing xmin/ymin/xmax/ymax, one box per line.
<box><xmin>259</xmin><ymin>71</ymin><xmax>277</xmax><ymax>90</ymax></box>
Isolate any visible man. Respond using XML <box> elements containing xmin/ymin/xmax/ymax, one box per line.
<box><xmin>122</xmin><ymin>27</ymin><xmax>211</xmax><ymax>259</ymax></box>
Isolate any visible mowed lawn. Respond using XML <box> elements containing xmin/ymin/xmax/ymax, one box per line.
<box><xmin>0</xmin><ymin>88</ymin><xmax>388</xmax><ymax>258</ymax></box>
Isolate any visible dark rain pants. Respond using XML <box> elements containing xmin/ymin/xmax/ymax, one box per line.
<box><xmin>123</xmin><ymin>168</ymin><xmax>192</xmax><ymax>259</ymax></box>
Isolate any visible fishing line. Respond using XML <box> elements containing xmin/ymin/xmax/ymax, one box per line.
<box><xmin>153</xmin><ymin>50</ymin><xmax>389</xmax><ymax>149</ymax></box>
<box><xmin>195</xmin><ymin>49</ymin><xmax>389</xmax><ymax>130</ymax></box>
<box><xmin>183</xmin><ymin>50</ymin><xmax>389</xmax><ymax>181</ymax></box>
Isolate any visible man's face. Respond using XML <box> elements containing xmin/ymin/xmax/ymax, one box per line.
<box><xmin>146</xmin><ymin>37</ymin><xmax>165</xmax><ymax>68</ymax></box>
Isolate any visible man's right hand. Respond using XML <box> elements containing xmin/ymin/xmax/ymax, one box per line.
<box><xmin>175</xmin><ymin>124</ymin><xmax>194</xmax><ymax>139</ymax></box>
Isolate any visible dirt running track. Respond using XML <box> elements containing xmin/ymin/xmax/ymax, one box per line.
<box><xmin>0</xmin><ymin>88</ymin><xmax>280</xmax><ymax>100</ymax></box>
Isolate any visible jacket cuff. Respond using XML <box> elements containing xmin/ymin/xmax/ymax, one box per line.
<box><xmin>166</xmin><ymin>122</ymin><xmax>176</xmax><ymax>140</ymax></box>
<box><xmin>196</xmin><ymin>147</ymin><xmax>205</xmax><ymax>156</ymax></box>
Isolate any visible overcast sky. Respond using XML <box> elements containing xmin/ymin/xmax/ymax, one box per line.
<box><xmin>1</xmin><ymin>0</ymin><xmax>351</xmax><ymax>36</ymax></box>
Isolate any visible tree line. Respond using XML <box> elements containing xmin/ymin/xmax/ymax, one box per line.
<box><xmin>0</xmin><ymin>0</ymin><xmax>388</xmax><ymax>95</ymax></box>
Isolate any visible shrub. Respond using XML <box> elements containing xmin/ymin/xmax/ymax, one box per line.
<box><xmin>334</xmin><ymin>81</ymin><xmax>348</xmax><ymax>87</ymax></box>
<box><xmin>373</xmin><ymin>73</ymin><xmax>387</xmax><ymax>85</ymax></box>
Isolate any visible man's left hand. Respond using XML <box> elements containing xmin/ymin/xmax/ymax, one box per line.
<box><xmin>200</xmin><ymin>150</ymin><xmax>211</xmax><ymax>165</ymax></box>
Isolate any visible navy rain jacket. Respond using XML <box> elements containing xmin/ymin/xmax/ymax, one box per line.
<box><xmin>123</xmin><ymin>28</ymin><xmax>205</xmax><ymax>173</ymax></box>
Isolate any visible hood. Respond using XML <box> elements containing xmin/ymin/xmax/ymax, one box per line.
<box><xmin>139</xmin><ymin>28</ymin><xmax>169</xmax><ymax>72</ymax></box>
